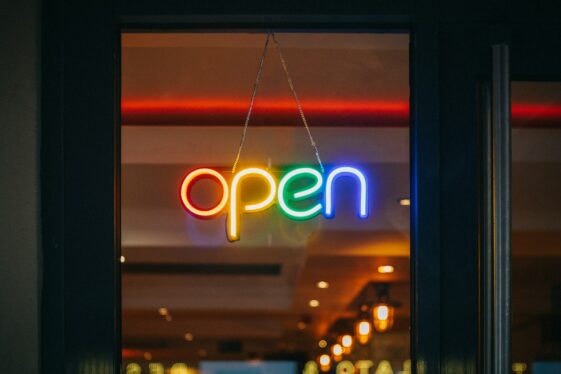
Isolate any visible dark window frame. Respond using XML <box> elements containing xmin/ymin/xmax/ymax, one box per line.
<box><xmin>43</xmin><ymin>2</ymin><xmax>561</xmax><ymax>373</ymax></box>
<box><xmin>39</xmin><ymin>8</ymin><xmax>443</xmax><ymax>373</ymax></box>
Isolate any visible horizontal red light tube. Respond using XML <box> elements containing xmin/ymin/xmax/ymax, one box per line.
<box><xmin>122</xmin><ymin>98</ymin><xmax>409</xmax><ymax>127</ymax></box>
<box><xmin>121</xmin><ymin>98</ymin><xmax>561</xmax><ymax>127</ymax></box>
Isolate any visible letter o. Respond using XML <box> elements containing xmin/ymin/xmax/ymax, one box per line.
<box><xmin>180</xmin><ymin>168</ymin><xmax>229</xmax><ymax>217</ymax></box>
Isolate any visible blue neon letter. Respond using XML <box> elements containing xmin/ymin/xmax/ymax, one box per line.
<box><xmin>324</xmin><ymin>166</ymin><xmax>368</xmax><ymax>219</ymax></box>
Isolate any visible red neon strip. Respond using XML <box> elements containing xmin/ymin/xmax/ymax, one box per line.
<box><xmin>122</xmin><ymin>99</ymin><xmax>410</xmax><ymax>113</ymax></box>
<box><xmin>121</xmin><ymin>98</ymin><xmax>561</xmax><ymax>127</ymax></box>
<box><xmin>512</xmin><ymin>104</ymin><xmax>561</xmax><ymax>117</ymax></box>
<box><xmin>122</xmin><ymin>98</ymin><xmax>410</xmax><ymax>126</ymax></box>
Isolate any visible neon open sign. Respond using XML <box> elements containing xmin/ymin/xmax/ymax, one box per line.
<box><xmin>180</xmin><ymin>166</ymin><xmax>368</xmax><ymax>241</ymax></box>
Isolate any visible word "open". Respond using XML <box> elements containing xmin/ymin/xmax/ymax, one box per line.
<box><xmin>180</xmin><ymin>166</ymin><xmax>369</xmax><ymax>242</ymax></box>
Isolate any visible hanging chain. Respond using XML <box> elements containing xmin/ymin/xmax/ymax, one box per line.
<box><xmin>231</xmin><ymin>32</ymin><xmax>271</xmax><ymax>173</ymax></box>
<box><xmin>232</xmin><ymin>31</ymin><xmax>324</xmax><ymax>173</ymax></box>
<box><xmin>271</xmin><ymin>32</ymin><xmax>324</xmax><ymax>173</ymax></box>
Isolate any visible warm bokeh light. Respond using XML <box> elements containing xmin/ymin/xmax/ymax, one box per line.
<box><xmin>341</xmin><ymin>334</ymin><xmax>353</xmax><ymax>347</ymax></box>
<box><xmin>318</xmin><ymin>339</ymin><xmax>328</xmax><ymax>348</ymax></box>
<box><xmin>303</xmin><ymin>361</ymin><xmax>319</xmax><ymax>374</ymax></box>
<box><xmin>143</xmin><ymin>352</ymin><xmax>152</xmax><ymax>361</ymax></box>
<box><xmin>398</xmin><ymin>198</ymin><xmax>411</xmax><ymax>206</ymax></box>
<box><xmin>331</xmin><ymin>343</ymin><xmax>343</xmax><ymax>361</ymax></box>
<box><xmin>149</xmin><ymin>363</ymin><xmax>164</xmax><ymax>374</ymax></box>
<box><xmin>316</xmin><ymin>281</ymin><xmax>330</xmax><ymax>289</ymax></box>
<box><xmin>309</xmin><ymin>299</ymin><xmax>320</xmax><ymax>308</ymax></box>
<box><xmin>355</xmin><ymin>318</ymin><xmax>373</xmax><ymax>345</ymax></box>
<box><xmin>377</xmin><ymin>305</ymin><xmax>389</xmax><ymax>319</ymax></box>
<box><xmin>372</xmin><ymin>303</ymin><xmax>395</xmax><ymax>333</ymax></box>
<box><xmin>297</xmin><ymin>321</ymin><xmax>307</xmax><ymax>330</ymax></box>
<box><xmin>126</xmin><ymin>363</ymin><xmax>141</xmax><ymax>374</ymax></box>
<box><xmin>184</xmin><ymin>332</ymin><xmax>194</xmax><ymax>341</ymax></box>
<box><xmin>318</xmin><ymin>354</ymin><xmax>331</xmax><ymax>372</ymax></box>
<box><xmin>359</xmin><ymin>321</ymin><xmax>371</xmax><ymax>335</ymax></box>
<box><xmin>170</xmin><ymin>363</ymin><xmax>190</xmax><ymax>374</ymax></box>
<box><xmin>158</xmin><ymin>307</ymin><xmax>168</xmax><ymax>316</ymax></box>
<box><xmin>340</xmin><ymin>334</ymin><xmax>354</xmax><ymax>354</ymax></box>
<box><xmin>120</xmin><ymin>255</ymin><xmax>126</xmax><ymax>263</ymax></box>
<box><xmin>377</xmin><ymin>265</ymin><xmax>395</xmax><ymax>274</ymax></box>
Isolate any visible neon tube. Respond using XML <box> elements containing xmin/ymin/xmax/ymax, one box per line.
<box><xmin>228</xmin><ymin>167</ymin><xmax>276</xmax><ymax>241</ymax></box>
<box><xmin>324</xmin><ymin>166</ymin><xmax>368</xmax><ymax>218</ymax></box>
<box><xmin>180</xmin><ymin>168</ymin><xmax>229</xmax><ymax>218</ymax></box>
<box><xmin>277</xmin><ymin>167</ymin><xmax>323</xmax><ymax>220</ymax></box>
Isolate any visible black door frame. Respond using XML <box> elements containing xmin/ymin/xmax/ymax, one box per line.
<box><xmin>41</xmin><ymin>2</ymin><xmax>560</xmax><ymax>373</ymax></box>
<box><xmin>481</xmin><ymin>24</ymin><xmax>561</xmax><ymax>374</ymax></box>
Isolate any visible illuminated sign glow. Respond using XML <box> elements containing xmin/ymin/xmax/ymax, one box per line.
<box><xmin>180</xmin><ymin>168</ymin><xmax>229</xmax><ymax>218</ymax></box>
<box><xmin>180</xmin><ymin>166</ymin><xmax>369</xmax><ymax>242</ymax></box>
<box><xmin>228</xmin><ymin>167</ymin><xmax>277</xmax><ymax>242</ymax></box>
<box><xmin>278</xmin><ymin>167</ymin><xmax>323</xmax><ymax>220</ymax></box>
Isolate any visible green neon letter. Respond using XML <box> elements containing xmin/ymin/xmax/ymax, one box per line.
<box><xmin>278</xmin><ymin>167</ymin><xmax>323</xmax><ymax>220</ymax></box>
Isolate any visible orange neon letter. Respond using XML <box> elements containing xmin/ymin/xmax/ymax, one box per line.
<box><xmin>227</xmin><ymin>167</ymin><xmax>276</xmax><ymax>242</ymax></box>
<box><xmin>180</xmin><ymin>168</ymin><xmax>229</xmax><ymax>218</ymax></box>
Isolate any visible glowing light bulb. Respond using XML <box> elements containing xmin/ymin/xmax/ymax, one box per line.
<box><xmin>398</xmin><ymin>198</ymin><xmax>411</xmax><ymax>206</ymax></box>
<box><xmin>331</xmin><ymin>344</ymin><xmax>343</xmax><ymax>361</ymax></box>
<box><xmin>355</xmin><ymin>318</ymin><xmax>372</xmax><ymax>345</ymax></box>
<box><xmin>372</xmin><ymin>303</ymin><xmax>395</xmax><ymax>333</ymax></box>
<box><xmin>317</xmin><ymin>281</ymin><xmax>329</xmax><ymax>289</ymax></box>
<box><xmin>359</xmin><ymin>321</ymin><xmax>371</xmax><ymax>335</ymax></box>
<box><xmin>340</xmin><ymin>334</ymin><xmax>353</xmax><ymax>354</ymax></box>
<box><xmin>376</xmin><ymin>305</ymin><xmax>389</xmax><ymax>320</ymax></box>
<box><xmin>377</xmin><ymin>265</ymin><xmax>394</xmax><ymax>274</ymax></box>
<box><xmin>318</xmin><ymin>354</ymin><xmax>331</xmax><ymax>372</ymax></box>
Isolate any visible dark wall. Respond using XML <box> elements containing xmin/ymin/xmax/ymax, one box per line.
<box><xmin>0</xmin><ymin>0</ymin><xmax>40</xmax><ymax>372</ymax></box>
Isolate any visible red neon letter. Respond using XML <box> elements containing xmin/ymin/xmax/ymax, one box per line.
<box><xmin>180</xmin><ymin>168</ymin><xmax>229</xmax><ymax>218</ymax></box>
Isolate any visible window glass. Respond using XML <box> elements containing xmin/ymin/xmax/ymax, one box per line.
<box><xmin>121</xmin><ymin>32</ymin><xmax>410</xmax><ymax>374</ymax></box>
<box><xmin>512</xmin><ymin>82</ymin><xmax>561</xmax><ymax>374</ymax></box>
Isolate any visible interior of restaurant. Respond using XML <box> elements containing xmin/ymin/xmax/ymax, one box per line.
<box><xmin>121</xmin><ymin>32</ymin><xmax>411</xmax><ymax>374</ymax></box>
<box><xmin>120</xmin><ymin>32</ymin><xmax>561</xmax><ymax>374</ymax></box>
